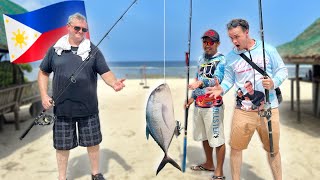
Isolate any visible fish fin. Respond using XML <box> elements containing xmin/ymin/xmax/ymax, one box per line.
<box><xmin>161</xmin><ymin>104</ymin><xmax>170</xmax><ymax>129</ymax></box>
<box><xmin>146</xmin><ymin>126</ymin><xmax>150</xmax><ymax>140</ymax></box>
<box><xmin>159</xmin><ymin>128</ymin><xmax>165</xmax><ymax>150</ymax></box>
<box><xmin>156</xmin><ymin>154</ymin><xmax>182</xmax><ymax>175</ymax></box>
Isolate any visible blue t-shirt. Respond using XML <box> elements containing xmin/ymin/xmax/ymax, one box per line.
<box><xmin>192</xmin><ymin>52</ymin><xmax>225</xmax><ymax>108</ymax></box>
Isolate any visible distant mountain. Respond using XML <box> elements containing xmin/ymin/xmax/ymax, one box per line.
<box><xmin>0</xmin><ymin>0</ymin><xmax>27</xmax><ymax>51</ymax></box>
<box><xmin>277</xmin><ymin>18</ymin><xmax>320</xmax><ymax>58</ymax></box>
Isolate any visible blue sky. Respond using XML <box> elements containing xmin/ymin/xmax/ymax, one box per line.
<box><xmin>8</xmin><ymin>0</ymin><xmax>320</xmax><ymax>62</ymax></box>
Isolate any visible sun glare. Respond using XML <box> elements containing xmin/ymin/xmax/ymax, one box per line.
<box><xmin>11</xmin><ymin>29</ymin><xmax>28</xmax><ymax>49</ymax></box>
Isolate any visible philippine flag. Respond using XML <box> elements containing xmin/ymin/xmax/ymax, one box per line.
<box><xmin>3</xmin><ymin>1</ymin><xmax>88</xmax><ymax>64</ymax></box>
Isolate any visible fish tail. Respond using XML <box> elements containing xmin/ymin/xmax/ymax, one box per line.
<box><xmin>156</xmin><ymin>154</ymin><xmax>182</xmax><ymax>175</ymax></box>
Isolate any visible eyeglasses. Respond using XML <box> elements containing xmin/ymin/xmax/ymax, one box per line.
<box><xmin>202</xmin><ymin>40</ymin><xmax>215</xmax><ymax>46</ymax></box>
<box><xmin>68</xmin><ymin>24</ymin><xmax>88</xmax><ymax>32</ymax></box>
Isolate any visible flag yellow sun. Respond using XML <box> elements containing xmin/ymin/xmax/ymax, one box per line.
<box><xmin>11</xmin><ymin>29</ymin><xmax>28</xmax><ymax>49</ymax></box>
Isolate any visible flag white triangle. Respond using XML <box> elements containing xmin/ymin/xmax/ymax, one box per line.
<box><xmin>3</xmin><ymin>14</ymin><xmax>42</xmax><ymax>62</ymax></box>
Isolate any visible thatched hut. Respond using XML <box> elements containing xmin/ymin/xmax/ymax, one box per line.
<box><xmin>0</xmin><ymin>1</ymin><xmax>42</xmax><ymax>131</ymax></box>
<box><xmin>0</xmin><ymin>0</ymin><xmax>27</xmax><ymax>55</ymax></box>
<box><xmin>277</xmin><ymin>18</ymin><xmax>320</xmax><ymax>121</ymax></box>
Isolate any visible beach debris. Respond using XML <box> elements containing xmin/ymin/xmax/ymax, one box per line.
<box><xmin>146</xmin><ymin>83</ymin><xmax>181</xmax><ymax>175</ymax></box>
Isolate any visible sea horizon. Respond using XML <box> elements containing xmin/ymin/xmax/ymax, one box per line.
<box><xmin>23</xmin><ymin>60</ymin><xmax>312</xmax><ymax>81</ymax></box>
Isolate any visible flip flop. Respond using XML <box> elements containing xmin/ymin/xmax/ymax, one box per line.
<box><xmin>212</xmin><ymin>175</ymin><xmax>226</xmax><ymax>180</ymax></box>
<box><xmin>190</xmin><ymin>164</ymin><xmax>214</xmax><ymax>172</ymax></box>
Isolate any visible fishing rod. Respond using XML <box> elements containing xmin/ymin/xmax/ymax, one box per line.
<box><xmin>20</xmin><ymin>0</ymin><xmax>139</xmax><ymax>140</ymax></box>
<box><xmin>182</xmin><ymin>0</ymin><xmax>192</xmax><ymax>172</ymax></box>
<box><xmin>258</xmin><ymin>0</ymin><xmax>274</xmax><ymax>157</ymax></box>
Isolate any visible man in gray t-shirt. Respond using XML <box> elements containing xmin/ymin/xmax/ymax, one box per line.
<box><xmin>38</xmin><ymin>13</ymin><xmax>125</xmax><ymax>180</ymax></box>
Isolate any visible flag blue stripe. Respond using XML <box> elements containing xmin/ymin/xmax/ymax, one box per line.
<box><xmin>6</xmin><ymin>1</ymin><xmax>86</xmax><ymax>33</ymax></box>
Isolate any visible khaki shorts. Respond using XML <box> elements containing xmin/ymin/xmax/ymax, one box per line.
<box><xmin>193</xmin><ymin>105</ymin><xmax>225</xmax><ymax>148</ymax></box>
<box><xmin>230</xmin><ymin>109</ymin><xmax>280</xmax><ymax>152</ymax></box>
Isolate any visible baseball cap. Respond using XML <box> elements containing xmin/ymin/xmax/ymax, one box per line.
<box><xmin>202</xmin><ymin>29</ymin><xmax>220</xmax><ymax>42</ymax></box>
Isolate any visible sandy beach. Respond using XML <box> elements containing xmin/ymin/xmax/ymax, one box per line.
<box><xmin>0</xmin><ymin>78</ymin><xmax>319</xmax><ymax>180</ymax></box>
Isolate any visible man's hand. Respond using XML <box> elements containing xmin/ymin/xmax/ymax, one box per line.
<box><xmin>184</xmin><ymin>98</ymin><xmax>194</xmax><ymax>109</ymax></box>
<box><xmin>261</xmin><ymin>76</ymin><xmax>274</xmax><ymax>90</ymax></box>
<box><xmin>188</xmin><ymin>80</ymin><xmax>203</xmax><ymax>90</ymax></box>
<box><xmin>41</xmin><ymin>95</ymin><xmax>54</xmax><ymax>110</ymax></box>
<box><xmin>112</xmin><ymin>78</ymin><xmax>126</xmax><ymax>91</ymax></box>
<box><xmin>205</xmin><ymin>78</ymin><xmax>223</xmax><ymax>98</ymax></box>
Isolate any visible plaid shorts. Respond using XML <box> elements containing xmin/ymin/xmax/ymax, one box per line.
<box><xmin>53</xmin><ymin>114</ymin><xmax>102</xmax><ymax>150</ymax></box>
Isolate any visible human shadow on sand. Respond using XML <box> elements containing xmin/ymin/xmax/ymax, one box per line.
<box><xmin>0</xmin><ymin>106</ymin><xmax>53</xmax><ymax>159</ymax></box>
<box><xmin>67</xmin><ymin>148</ymin><xmax>132</xmax><ymax>179</ymax></box>
<box><xmin>279</xmin><ymin>100</ymin><xmax>320</xmax><ymax>138</ymax></box>
<box><xmin>183</xmin><ymin>146</ymin><xmax>265</xmax><ymax>180</ymax></box>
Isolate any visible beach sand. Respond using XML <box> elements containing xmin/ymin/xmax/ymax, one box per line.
<box><xmin>0</xmin><ymin>79</ymin><xmax>319</xmax><ymax>180</ymax></box>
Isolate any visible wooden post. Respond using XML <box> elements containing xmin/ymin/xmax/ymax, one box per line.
<box><xmin>143</xmin><ymin>66</ymin><xmax>149</xmax><ymax>89</ymax></box>
<box><xmin>139</xmin><ymin>66</ymin><xmax>144</xmax><ymax>85</ymax></box>
<box><xmin>315</xmin><ymin>81</ymin><xmax>320</xmax><ymax>117</ymax></box>
<box><xmin>0</xmin><ymin>114</ymin><xmax>4</xmax><ymax>132</ymax></box>
<box><xmin>291</xmin><ymin>78</ymin><xmax>294</xmax><ymax>110</ymax></box>
<box><xmin>296</xmin><ymin>64</ymin><xmax>301</xmax><ymax>123</ymax></box>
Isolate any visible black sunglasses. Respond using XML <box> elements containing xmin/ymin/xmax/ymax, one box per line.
<box><xmin>69</xmin><ymin>24</ymin><xmax>88</xmax><ymax>32</ymax></box>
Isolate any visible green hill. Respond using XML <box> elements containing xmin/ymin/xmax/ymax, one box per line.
<box><xmin>0</xmin><ymin>0</ymin><xmax>27</xmax><ymax>51</ymax></box>
<box><xmin>277</xmin><ymin>18</ymin><xmax>320</xmax><ymax>57</ymax></box>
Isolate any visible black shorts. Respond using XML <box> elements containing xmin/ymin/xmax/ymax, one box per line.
<box><xmin>53</xmin><ymin>114</ymin><xmax>102</xmax><ymax>150</ymax></box>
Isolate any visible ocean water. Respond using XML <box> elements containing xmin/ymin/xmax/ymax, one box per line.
<box><xmin>25</xmin><ymin>60</ymin><xmax>312</xmax><ymax>81</ymax></box>
<box><xmin>107</xmin><ymin>61</ymin><xmax>312</xmax><ymax>80</ymax></box>
<box><xmin>108</xmin><ymin>61</ymin><xmax>198</xmax><ymax>79</ymax></box>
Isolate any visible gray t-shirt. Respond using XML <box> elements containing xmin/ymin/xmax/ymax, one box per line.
<box><xmin>40</xmin><ymin>44</ymin><xmax>110</xmax><ymax>117</ymax></box>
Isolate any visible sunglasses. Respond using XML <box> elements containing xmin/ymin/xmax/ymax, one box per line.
<box><xmin>202</xmin><ymin>40</ymin><xmax>215</xmax><ymax>46</ymax></box>
<box><xmin>69</xmin><ymin>24</ymin><xmax>88</xmax><ymax>32</ymax></box>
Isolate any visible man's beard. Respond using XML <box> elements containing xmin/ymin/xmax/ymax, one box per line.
<box><xmin>204</xmin><ymin>53</ymin><xmax>213</xmax><ymax>59</ymax></box>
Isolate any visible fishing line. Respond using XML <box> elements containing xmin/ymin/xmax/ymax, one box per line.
<box><xmin>55</xmin><ymin>0</ymin><xmax>139</xmax><ymax>103</ymax></box>
<box><xmin>163</xmin><ymin>0</ymin><xmax>166</xmax><ymax>82</ymax></box>
<box><xmin>20</xmin><ymin>0</ymin><xmax>139</xmax><ymax>140</ymax></box>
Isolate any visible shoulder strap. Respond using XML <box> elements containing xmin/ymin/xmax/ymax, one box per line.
<box><xmin>240</xmin><ymin>53</ymin><xmax>282</xmax><ymax>99</ymax></box>
<box><xmin>239</xmin><ymin>53</ymin><xmax>268</xmax><ymax>77</ymax></box>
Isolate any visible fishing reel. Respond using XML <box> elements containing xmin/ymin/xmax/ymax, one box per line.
<box><xmin>258</xmin><ymin>102</ymin><xmax>272</xmax><ymax>119</ymax></box>
<box><xmin>19</xmin><ymin>111</ymin><xmax>55</xmax><ymax>140</ymax></box>
<box><xmin>35</xmin><ymin>112</ymin><xmax>55</xmax><ymax>126</ymax></box>
<box><xmin>175</xmin><ymin>120</ymin><xmax>183</xmax><ymax>137</ymax></box>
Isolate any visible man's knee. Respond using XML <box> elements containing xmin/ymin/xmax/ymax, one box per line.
<box><xmin>231</xmin><ymin>147</ymin><xmax>242</xmax><ymax>155</ymax></box>
<box><xmin>263</xmin><ymin>144</ymin><xmax>280</xmax><ymax>154</ymax></box>
<box><xmin>87</xmin><ymin>144</ymin><xmax>100</xmax><ymax>152</ymax></box>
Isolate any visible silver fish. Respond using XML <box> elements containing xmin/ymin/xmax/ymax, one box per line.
<box><xmin>146</xmin><ymin>83</ymin><xmax>181</xmax><ymax>175</ymax></box>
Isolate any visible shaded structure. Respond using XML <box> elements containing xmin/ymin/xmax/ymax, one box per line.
<box><xmin>0</xmin><ymin>1</ymin><xmax>42</xmax><ymax>131</ymax></box>
<box><xmin>0</xmin><ymin>0</ymin><xmax>27</xmax><ymax>55</ymax></box>
<box><xmin>278</xmin><ymin>18</ymin><xmax>320</xmax><ymax>122</ymax></box>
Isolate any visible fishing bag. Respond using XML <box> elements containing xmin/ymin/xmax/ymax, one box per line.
<box><xmin>239</xmin><ymin>53</ymin><xmax>283</xmax><ymax>104</ymax></box>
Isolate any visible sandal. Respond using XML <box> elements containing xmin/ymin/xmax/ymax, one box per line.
<box><xmin>190</xmin><ymin>164</ymin><xmax>214</xmax><ymax>171</ymax></box>
<box><xmin>212</xmin><ymin>175</ymin><xmax>226</xmax><ymax>180</ymax></box>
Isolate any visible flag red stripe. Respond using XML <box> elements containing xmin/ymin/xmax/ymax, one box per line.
<box><xmin>13</xmin><ymin>27</ymin><xmax>90</xmax><ymax>64</ymax></box>
<box><xmin>13</xmin><ymin>26</ymin><xmax>67</xmax><ymax>64</ymax></box>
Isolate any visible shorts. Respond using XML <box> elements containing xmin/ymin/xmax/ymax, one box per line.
<box><xmin>230</xmin><ymin>109</ymin><xmax>280</xmax><ymax>153</ymax></box>
<box><xmin>193</xmin><ymin>105</ymin><xmax>225</xmax><ymax>148</ymax></box>
<box><xmin>53</xmin><ymin>114</ymin><xmax>102</xmax><ymax>150</ymax></box>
